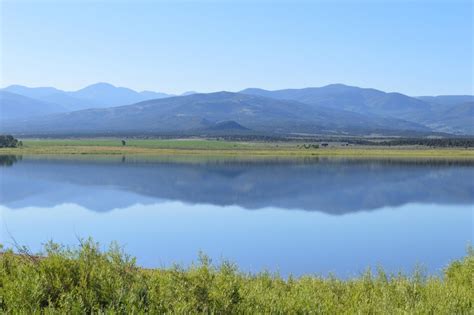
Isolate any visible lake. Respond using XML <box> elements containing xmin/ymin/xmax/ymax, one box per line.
<box><xmin>0</xmin><ymin>155</ymin><xmax>472</xmax><ymax>277</ymax></box>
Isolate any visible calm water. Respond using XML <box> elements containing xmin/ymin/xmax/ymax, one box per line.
<box><xmin>0</xmin><ymin>155</ymin><xmax>473</xmax><ymax>277</ymax></box>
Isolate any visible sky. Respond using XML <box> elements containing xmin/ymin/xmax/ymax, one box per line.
<box><xmin>0</xmin><ymin>0</ymin><xmax>472</xmax><ymax>96</ymax></box>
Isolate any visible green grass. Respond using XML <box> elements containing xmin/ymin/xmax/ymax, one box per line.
<box><xmin>1</xmin><ymin>138</ymin><xmax>474</xmax><ymax>159</ymax></box>
<box><xmin>21</xmin><ymin>138</ymin><xmax>261</xmax><ymax>150</ymax></box>
<box><xmin>0</xmin><ymin>240</ymin><xmax>473</xmax><ymax>313</ymax></box>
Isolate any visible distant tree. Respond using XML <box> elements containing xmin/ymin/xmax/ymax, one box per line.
<box><xmin>121</xmin><ymin>140</ymin><xmax>126</xmax><ymax>146</ymax></box>
<box><xmin>0</xmin><ymin>135</ymin><xmax>20</xmax><ymax>148</ymax></box>
<box><xmin>302</xmin><ymin>144</ymin><xmax>319</xmax><ymax>149</ymax></box>
<box><xmin>375</xmin><ymin>138</ymin><xmax>474</xmax><ymax>148</ymax></box>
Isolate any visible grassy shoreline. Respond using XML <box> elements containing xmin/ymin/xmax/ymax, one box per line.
<box><xmin>1</xmin><ymin>139</ymin><xmax>474</xmax><ymax>159</ymax></box>
<box><xmin>1</xmin><ymin>240</ymin><xmax>472</xmax><ymax>313</ymax></box>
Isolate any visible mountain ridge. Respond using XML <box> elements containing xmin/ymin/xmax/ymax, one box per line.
<box><xmin>0</xmin><ymin>91</ymin><xmax>69</xmax><ymax>120</ymax></box>
<box><xmin>1</xmin><ymin>83</ymin><xmax>472</xmax><ymax>136</ymax></box>
<box><xmin>2</xmin><ymin>82</ymin><xmax>174</xmax><ymax>110</ymax></box>
<box><xmin>0</xmin><ymin>91</ymin><xmax>430</xmax><ymax>136</ymax></box>
<box><xmin>240</xmin><ymin>85</ymin><xmax>472</xmax><ymax>135</ymax></box>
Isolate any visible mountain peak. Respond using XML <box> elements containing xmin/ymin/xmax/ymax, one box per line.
<box><xmin>181</xmin><ymin>91</ymin><xmax>198</xmax><ymax>96</ymax></box>
<box><xmin>5</xmin><ymin>84</ymin><xmax>28</xmax><ymax>89</ymax></box>
<box><xmin>318</xmin><ymin>83</ymin><xmax>361</xmax><ymax>91</ymax></box>
<box><xmin>240</xmin><ymin>87</ymin><xmax>269</xmax><ymax>93</ymax></box>
<box><xmin>179</xmin><ymin>91</ymin><xmax>236</xmax><ymax>99</ymax></box>
<box><xmin>91</xmin><ymin>82</ymin><xmax>115</xmax><ymax>87</ymax></box>
<box><xmin>322</xmin><ymin>83</ymin><xmax>352</xmax><ymax>88</ymax></box>
<box><xmin>79</xmin><ymin>82</ymin><xmax>118</xmax><ymax>91</ymax></box>
<box><xmin>208</xmin><ymin>120</ymin><xmax>250</xmax><ymax>131</ymax></box>
<box><xmin>2</xmin><ymin>84</ymin><xmax>63</xmax><ymax>98</ymax></box>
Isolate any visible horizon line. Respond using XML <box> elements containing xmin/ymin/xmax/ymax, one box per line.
<box><xmin>2</xmin><ymin>82</ymin><xmax>473</xmax><ymax>97</ymax></box>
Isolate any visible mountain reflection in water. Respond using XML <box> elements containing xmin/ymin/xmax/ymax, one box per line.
<box><xmin>1</xmin><ymin>156</ymin><xmax>473</xmax><ymax>214</ymax></box>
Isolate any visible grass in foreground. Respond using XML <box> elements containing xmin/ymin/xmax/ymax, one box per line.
<box><xmin>0</xmin><ymin>240</ymin><xmax>472</xmax><ymax>313</ymax></box>
<box><xmin>1</xmin><ymin>138</ymin><xmax>473</xmax><ymax>158</ymax></box>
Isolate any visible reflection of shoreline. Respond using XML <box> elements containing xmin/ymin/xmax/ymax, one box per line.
<box><xmin>1</xmin><ymin>157</ymin><xmax>473</xmax><ymax>214</ymax></box>
<box><xmin>2</xmin><ymin>200</ymin><xmax>473</xmax><ymax>218</ymax></box>
<box><xmin>3</xmin><ymin>154</ymin><xmax>474</xmax><ymax>166</ymax></box>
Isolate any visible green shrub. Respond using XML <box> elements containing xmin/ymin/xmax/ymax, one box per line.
<box><xmin>0</xmin><ymin>135</ymin><xmax>21</xmax><ymax>148</ymax></box>
<box><xmin>0</xmin><ymin>240</ymin><xmax>472</xmax><ymax>313</ymax></box>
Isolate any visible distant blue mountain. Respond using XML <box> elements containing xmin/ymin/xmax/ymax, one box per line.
<box><xmin>69</xmin><ymin>82</ymin><xmax>173</xmax><ymax>107</ymax></box>
<box><xmin>240</xmin><ymin>84</ymin><xmax>431</xmax><ymax>118</ymax></box>
<box><xmin>181</xmin><ymin>91</ymin><xmax>198</xmax><ymax>96</ymax></box>
<box><xmin>1</xmin><ymin>91</ymin><xmax>429</xmax><ymax>136</ymax></box>
<box><xmin>2</xmin><ymin>82</ymin><xmax>173</xmax><ymax>112</ymax></box>
<box><xmin>3</xmin><ymin>85</ymin><xmax>63</xmax><ymax>99</ymax></box>
<box><xmin>140</xmin><ymin>90</ymin><xmax>172</xmax><ymax>99</ymax></box>
<box><xmin>3</xmin><ymin>84</ymin><xmax>101</xmax><ymax>111</ymax></box>
<box><xmin>1</xmin><ymin>82</ymin><xmax>472</xmax><ymax>135</ymax></box>
<box><xmin>417</xmin><ymin>95</ymin><xmax>474</xmax><ymax>106</ymax></box>
<box><xmin>0</xmin><ymin>91</ymin><xmax>68</xmax><ymax>120</ymax></box>
<box><xmin>240</xmin><ymin>84</ymin><xmax>473</xmax><ymax>135</ymax></box>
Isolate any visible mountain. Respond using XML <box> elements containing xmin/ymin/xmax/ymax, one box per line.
<box><xmin>1</xmin><ymin>83</ymin><xmax>173</xmax><ymax>111</ymax></box>
<box><xmin>2</xmin><ymin>84</ymin><xmax>99</xmax><ymax>111</ymax></box>
<box><xmin>417</xmin><ymin>95</ymin><xmax>474</xmax><ymax>106</ymax></box>
<box><xmin>240</xmin><ymin>84</ymin><xmax>473</xmax><ymax>134</ymax></box>
<box><xmin>140</xmin><ymin>90</ymin><xmax>172</xmax><ymax>99</ymax></box>
<box><xmin>2</xmin><ymin>82</ymin><xmax>471</xmax><ymax>136</ymax></box>
<box><xmin>206</xmin><ymin>120</ymin><xmax>250</xmax><ymax>131</ymax></box>
<box><xmin>411</xmin><ymin>96</ymin><xmax>474</xmax><ymax>134</ymax></box>
<box><xmin>1</xmin><ymin>91</ymin><xmax>429</xmax><ymax>136</ymax></box>
<box><xmin>240</xmin><ymin>84</ymin><xmax>431</xmax><ymax>119</ymax></box>
<box><xmin>0</xmin><ymin>91</ymin><xmax>68</xmax><ymax>120</ymax></box>
<box><xmin>181</xmin><ymin>91</ymin><xmax>198</xmax><ymax>96</ymax></box>
<box><xmin>39</xmin><ymin>93</ymin><xmax>102</xmax><ymax>111</ymax></box>
<box><xmin>68</xmin><ymin>82</ymin><xmax>171</xmax><ymax>107</ymax></box>
<box><xmin>420</xmin><ymin>102</ymin><xmax>474</xmax><ymax>135</ymax></box>
<box><xmin>3</xmin><ymin>85</ymin><xmax>63</xmax><ymax>99</ymax></box>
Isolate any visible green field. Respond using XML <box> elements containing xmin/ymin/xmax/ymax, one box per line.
<box><xmin>1</xmin><ymin>138</ymin><xmax>473</xmax><ymax>159</ymax></box>
<box><xmin>1</xmin><ymin>240</ymin><xmax>472</xmax><ymax>313</ymax></box>
<box><xmin>19</xmin><ymin>138</ymin><xmax>260</xmax><ymax>150</ymax></box>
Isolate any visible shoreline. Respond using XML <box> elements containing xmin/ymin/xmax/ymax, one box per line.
<box><xmin>1</xmin><ymin>138</ymin><xmax>474</xmax><ymax>159</ymax></box>
<box><xmin>1</xmin><ymin>145</ymin><xmax>473</xmax><ymax>159</ymax></box>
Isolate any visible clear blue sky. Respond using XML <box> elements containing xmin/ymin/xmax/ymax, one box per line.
<box><xmin>1</xmin><ymin>0</ymin><xmax>472</xmax><ymax>95</ymax></box>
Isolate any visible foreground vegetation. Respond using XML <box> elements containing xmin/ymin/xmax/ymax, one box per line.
<box><xmin>0</xmin><ymin>138</ymin><xmax>473</xmax><ymax>159</ymax></box>
<box><xmin>0</xmin><ymin>240</ymin><xmax>472</xmax><ymax>313</ymax></box>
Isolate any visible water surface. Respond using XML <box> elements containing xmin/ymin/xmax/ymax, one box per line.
<box><xmin>1</xmin><ymin>155</ymin><xmax>472</xmax><ymax>277</ymax></box>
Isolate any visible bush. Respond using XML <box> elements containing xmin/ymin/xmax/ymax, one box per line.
<box><xmin>0</xmin><ymin>135</ymin><xmax>21</xmax><ymax>148</ymax></box>
<box><xmin>0</xmin><ymin>240</ymin><xmax>472</xmax><ymax>313</ymax></box>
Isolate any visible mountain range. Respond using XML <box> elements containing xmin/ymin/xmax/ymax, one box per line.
<box><xmin>240</xmin><ymin>85</ymin><xmax>474</xmax><ymax>135</ymax></box>
<box><xmin>1</xmin><ymin>82</ymin><xmax>173</xmax><ymax>115</ymax></box>
<box><xmin>0</xmin><ymin>83</ymin><xmax>472</xmax><ymax>136</ymax></box>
